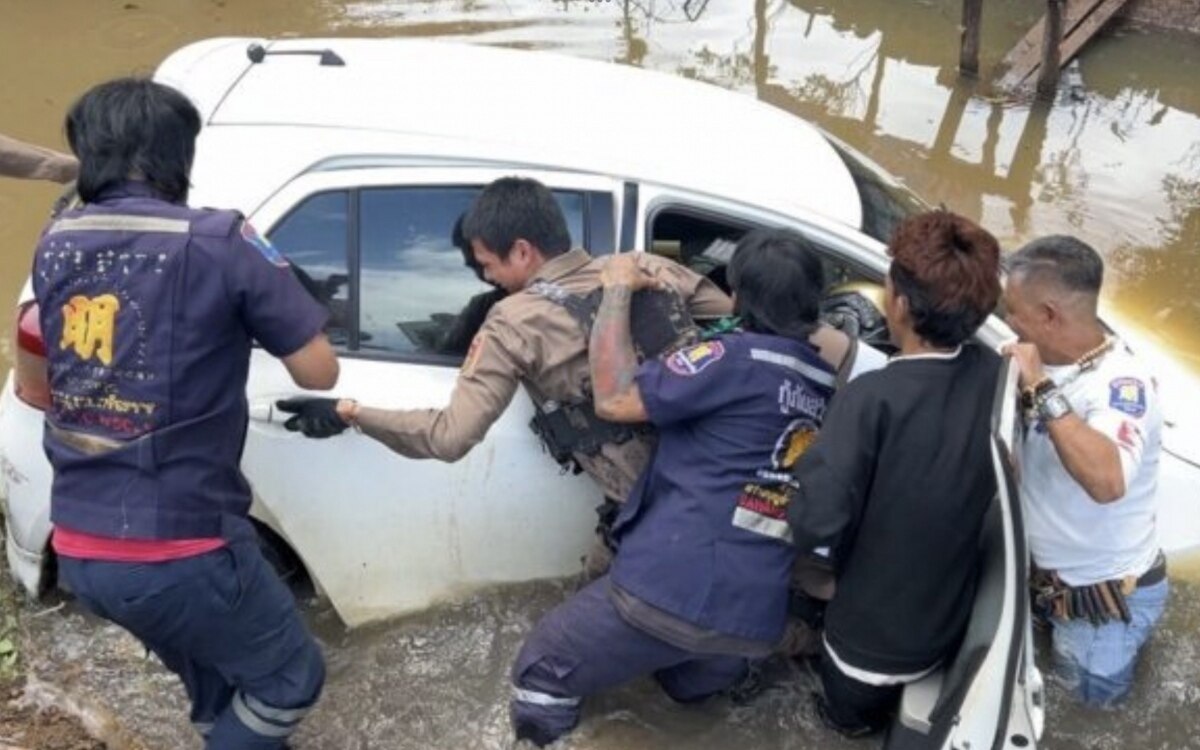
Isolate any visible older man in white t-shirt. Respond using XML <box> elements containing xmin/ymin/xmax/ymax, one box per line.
<box><xmin>1003</xmin><ymin>235</ymin><xmax>1168</xmax><ymax>707</ymax></box>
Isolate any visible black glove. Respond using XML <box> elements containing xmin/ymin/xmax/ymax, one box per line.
<box><xmin>275</xmin><ymin>398</ymin><xmax>349</xmax><ymax>438</ymax></box>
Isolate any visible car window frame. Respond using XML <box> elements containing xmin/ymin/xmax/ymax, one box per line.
<box><xmin>256</xmin><ymin>166</ymin><xmax>622</xmax><ymax>368</ymax></box>
<box><xmin>640</xmin><ymin>193</ymin><xmax>886</xmax><ymax>291</ymax></box>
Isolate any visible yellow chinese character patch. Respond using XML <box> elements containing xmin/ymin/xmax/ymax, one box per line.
<box><xmin>60</xmin><ymin>294</ymin><xmax>120</xmax><ymax>366</ymax></box>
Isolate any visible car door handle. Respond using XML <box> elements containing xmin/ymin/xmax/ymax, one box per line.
<box><xmin>249</xmin><ymin>397</ymin><xmax>283</xmax><ymax>425</ymax></box>
<box><xmin>250</xmin><ymin>396</ymin><xmax>321</xmax><ymax>427</ymax></box>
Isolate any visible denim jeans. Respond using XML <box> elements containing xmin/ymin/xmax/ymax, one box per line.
<box><xmin>1049</xmin><ymin>578</ymin><xmax>1169</xmax><ymax>707</ymax></box>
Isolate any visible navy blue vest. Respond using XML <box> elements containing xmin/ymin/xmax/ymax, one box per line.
<box><xmin>611</xmin><ymin>332</ymin><xmax>836</xmax><ymax>644</ymax></box>
<box><xmin>34</xmin><ymin>185</ymin><xmax>255</xmax><ymax>540</ymax></box>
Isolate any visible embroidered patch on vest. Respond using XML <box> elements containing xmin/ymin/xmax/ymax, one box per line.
<box><xmin>770</xmin><ymin>418</ymin><xmax>820</xmax><ymax>471</ymax></box>
<box><xmin>1108</xmin><ymin>377</ymin><xmax>1146</xmax><ymax>417</ymax></box>
<box><xmin>462</xmin><ymin>333</ymin><xmax>485</xmax><ymax>376</ymax></box>
<box><xmin>665</xmin><ymin>341</ymin><xmax>725</xmax><ymax>376</ymax></box>
<box><xmin>60</xmin><ymin>293</ymin><xmax>120</xmax><ymax>366</ymax></box>
<box><xmin>240</xmin><ymin>222</ymin><xmax>289</xmax><ymax>268</ymax></box>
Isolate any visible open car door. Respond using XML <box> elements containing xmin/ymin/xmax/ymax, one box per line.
<box><xmin>885</xmin><ymin>356</ymin><xmax>1045</xmax><ymax>750</ymax></box>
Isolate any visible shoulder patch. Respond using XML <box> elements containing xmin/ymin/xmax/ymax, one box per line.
<box><xmin>1108</xmin><ymin>377</ymin><xmax>1146</xmax><ymax>417</ymax></box>
<box><xmin>462</xmin><ymin>333</ymin><xmax>486</xmax><ymax>376</ymax></box>
<box><xmin>665</xmin><ymin>340</ymin><xmax>726</xmax><ymax>376</ymax></box>
<box><xmin>241</xmin><ymin>221</ymin><xmax>290</xmax><ymax>268</ymax></box>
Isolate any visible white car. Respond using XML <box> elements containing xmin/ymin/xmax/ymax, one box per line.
<box><xmin>2</xmin><ymin>36</ymin><xmax>1198</xmax><ymax>749</ymax></box>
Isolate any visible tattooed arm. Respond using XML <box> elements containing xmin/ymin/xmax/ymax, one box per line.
<box><xmin>589</xmin><ymin>254</ymin><xmax>658</xmax><ymax>423</ymax></box>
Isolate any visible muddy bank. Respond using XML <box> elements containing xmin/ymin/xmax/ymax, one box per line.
<box><xmin>0</xmin><ymin>677</ymin><xmax>106</xmax><ymax>750</ymax></box>
<box><xmin>0</xmin><ymin>550</ymin><xmax>108</xmax><ymax>750</ymax></box>
<box><xmin>1122</xmin><ymin>0</ymin><xmax>1200</xmax><ymax>33</ymax></box>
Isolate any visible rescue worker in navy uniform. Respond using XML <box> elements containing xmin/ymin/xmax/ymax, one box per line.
<box><xmin>33</xmin><ymin>78</ymin><xmax>338</xmax><ymax>749</ymax></box>
<box><xmin>786</xmin><ymin>210</ymin><xmax>1003</xmax><ymax>736</ymax></box>
<box><xmin>276</xmin><ymin>176</ymin><xmax>732</xmax><ymax>574</ymax></box>
<box><xmin>508</xmin><ymin>228</ymin><xmax>839</xmax><ymax>746</ymax></box>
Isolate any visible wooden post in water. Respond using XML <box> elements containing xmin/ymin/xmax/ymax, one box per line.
<box><xmin>1037</xmin><ymin>0</ymin><xmax>1066</xmax><ymax>98</ymax></box>
<box><xmin>959</xmin><ymin>0</ymin><xmax>984</xmax><ymax>76</ymax></box>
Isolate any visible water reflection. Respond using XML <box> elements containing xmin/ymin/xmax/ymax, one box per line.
<box><xmin>612</xmin><ymin>0</ymin><xmax>1200</xmax><ymax>366</ymax></box>
<box><xmin>356</xmin><ymin>1</ymin><xmax>1200</xmax><ymax>367</ymax></box>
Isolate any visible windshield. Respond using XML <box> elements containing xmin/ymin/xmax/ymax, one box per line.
<box><xmin>826</xmin><ymin>137</ymin><xmax>928</xmax><ymax>244</ymax></box>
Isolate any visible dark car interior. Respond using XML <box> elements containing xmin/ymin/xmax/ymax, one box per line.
<box><xmin>646</xmin><ymin>206</ymin><xmax>894</xmax><ymax>353</ymax></box>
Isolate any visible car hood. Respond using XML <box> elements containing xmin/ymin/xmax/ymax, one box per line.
<box><xmin>1107</xmin><ymin>309</ymin><xmax>1200</xmax><ymax>469</ymax></box>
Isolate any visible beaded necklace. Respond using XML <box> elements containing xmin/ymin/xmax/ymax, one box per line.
<box><xmin>1055</xmin><ymin>336</ymin><xmax>1115</xmax><ymax>391</ymax></box>
<box><xmin>1022</xmin><ymin>336</ymin><xmax>1115</xmax><ymax>426</ymax></box>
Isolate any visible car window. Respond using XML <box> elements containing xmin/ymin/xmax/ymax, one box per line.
<box><xmin>357</xmin><ymin>186</ymin><xmax>586</xmax><ymax>358</ymax></box>
<box><xmin>825</xmin><ymin>138</ymin><xmax>927</xmax><ymax>245</ymax></box>
<box><xmin>268</xmin><ymin>191</ymin><xmax>351</xmax><ymax>346</ymax></box>
<box><xmin>272</xmin><ymin>184</ymin><xmax>591</xmax><ymax>360</ymax></box>
<box><xmin>646</xmin><ymin>205</ymin><xmax>876</xmax><ymax>295</ymax></box>
<box><xmin>647</xmin><ymin>208</ymin><xmax>750</xmax><ymax>294</ymax></box>
<box><xmin>647</xmin><ymin>204</ymin><xmax>892</xmax><ymax>349</ymax></box>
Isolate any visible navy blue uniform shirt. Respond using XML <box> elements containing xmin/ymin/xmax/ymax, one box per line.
<box><xmin>610</xmin><ymin>332</ymin><xmax>836</xmax><ymax>644</ymax></box>
<box><xmin>34</xmin><ymin>181</ymin><xmax>327</xmax><ymax>539</ymax></box>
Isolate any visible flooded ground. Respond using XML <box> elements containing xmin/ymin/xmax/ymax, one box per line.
<box><xmin>2</xmin><ymin>1</ymin><xmax>1199</xmax><ymax>749</ymax></box>
<box><xmin>11</xmin><ymin>576</ymin><xmax>1200</xmax><ymax>750</ymax></box>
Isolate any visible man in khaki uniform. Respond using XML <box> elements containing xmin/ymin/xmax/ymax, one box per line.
<box><xmin>0</xmin><ymin>132</ymin><xmax>78</xmax><ymax>182</ymax></box>
<box><xmin>277</xmin><ymin>176</ymin><xmax>731</xmax><ymax>558</ymax></box>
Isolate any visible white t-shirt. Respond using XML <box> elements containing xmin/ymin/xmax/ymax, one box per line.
<box><xmin>847</xmin><ymin>340</ymin><xmax>889</xmax><ymax>382</ymax></box>
<box><xmin>1020</xmin><ymin>338</ymin><xmax>1162</xmax><ymax>586</ymax></box>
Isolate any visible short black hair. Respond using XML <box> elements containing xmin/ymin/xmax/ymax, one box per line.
<box><xmin>451</xmin><ymin>213</ymin><xmax>487</xmax><ymax>281</ymax></box>
<box><xmin>1006</xmin><ymin>235</ymin><xmax>1104</xmax><ymax>296</ymax></box>
<box><xmin>887</xmin><ymin>210</ymin><xmax>1001</xmax><ymax>348</ymax></box>
<box><xmin>460</xmin><ymin>177</ymin><xmax>571</xmax><ymax>260</ymax></box>
<box><xmin>727</xmin><ymin>227</ymin><xmax>825</xmax><ymax>340</ymax></box>
<box><xmin>66</xmin><ymin>77</ymin><xmax>201</xmax><ymax>204</ymax></box>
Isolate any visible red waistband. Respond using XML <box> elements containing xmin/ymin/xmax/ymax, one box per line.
<box><xmin>52</xmin><ymin>525</ymin><xmax>225</xmax><ymax>563</ymax></box>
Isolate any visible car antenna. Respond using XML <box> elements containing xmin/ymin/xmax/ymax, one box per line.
<box><xmin>246</xmin><ymin>43</ymin><xmax>344</xmax><ymax>67</ymax></box>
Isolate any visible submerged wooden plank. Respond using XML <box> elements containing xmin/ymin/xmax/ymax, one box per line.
<box><xmin>1057</xmin><ymin>0</ymin><xmax>1131</xmax><ymax>68</ymax></box>
<box><xmin>998</xmin><ymin>0</ymin><xmax>1127</xmax><ymax>89</ymax></box>
<box><xmin>999</xmin><ymin>0</ymin><xmax>1094</xmax><ymax>87</ymax></box>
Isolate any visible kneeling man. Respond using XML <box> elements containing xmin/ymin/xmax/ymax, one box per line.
<box><xmin>509</xmin><ymin>229</ymin><xmax>838</xmax><ymax>745</ymax></box>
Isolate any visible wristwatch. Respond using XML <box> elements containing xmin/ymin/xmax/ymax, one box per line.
<box><xmin>1036</xmin><ymin>389</ymin><xmax>1072</xmax><ymax>422</ymax></box>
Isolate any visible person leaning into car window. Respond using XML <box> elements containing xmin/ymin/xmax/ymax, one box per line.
<box><xmin>786</xmin><ymin>210</ymin><xmax>1003</xmax><ymax>736</ymax></box>
<box><xmin>435</xmin><ymin>213</ymin><xmax>509</xmax><ymax>356</ymax></box>
<box><xmin>507</xmin><ymin>228</ymin><xmax>841</xmax><ymax>747</ymax></box>
<box><xmin>32</xmin><ymin>78</ymin><xmax>338</xmax><ymax>750</ymax></box>
<box><xmin>276</xmin><ymin>176</ymin><xmax>732</xmax><ymax>576</ymax></box>
<box><xmin>1003</xmin><ymin>237</ymin><xmax>1167</xmax><ymax>707</ymax></box>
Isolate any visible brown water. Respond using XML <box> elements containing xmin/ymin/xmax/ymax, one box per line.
<box><xmin>2</xmin><ymin>1</ymin><xmax>1199</xmax><ymax>748</ymax></box>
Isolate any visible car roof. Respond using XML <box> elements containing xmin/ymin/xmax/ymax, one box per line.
<box><xmin>156</xmin><ymin>37</ymin><xmax>862</xmax><ymax>229</ymax></box>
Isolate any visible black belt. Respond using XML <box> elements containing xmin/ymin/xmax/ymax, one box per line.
<box><xmin>1136</xmin><ymin>550</ymin><xmax>1168</xmax><ymax>588</ymax></box>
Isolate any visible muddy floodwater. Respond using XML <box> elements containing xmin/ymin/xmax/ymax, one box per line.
<box><xmin>13</xmin><ymin>576</ymin><xmax>1200</xmax><ymax>750</ymax></box>
<box><xmin>2</xmin><ymin>1</ymin><xmax>1199</xmax><ymax>749</ymax></box>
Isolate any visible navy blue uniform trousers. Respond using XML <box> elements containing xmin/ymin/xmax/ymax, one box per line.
<box><xmin>510</xmin><ymin>577</ymin><xmax>748</xmax><ymax>745</ymax></box>
<box><xmin>59</xmin><ymin>537</ymin><xmax>324</xmax><ymax>749</ymax></box>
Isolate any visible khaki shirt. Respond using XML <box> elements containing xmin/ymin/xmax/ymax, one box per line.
<box><xmin>356</xmin><ymin>248</ymin><xmax>732</xmax><ymax>500</ymax></box>
<box><xmin>0</xmin><ymin>133</ymin><xmax>78</xmax><ymax>183</ymax></box>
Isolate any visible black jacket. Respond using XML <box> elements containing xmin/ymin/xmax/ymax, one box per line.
<box><xmin>787</xmin><ymin>344</ymin><xmax>1000</xmax><ymax>674</ymax></box>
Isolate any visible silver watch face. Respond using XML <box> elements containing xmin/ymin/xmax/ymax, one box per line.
<box><xmin>1039</xmin><ymin>392</ymin><xmax>1072</xmax><ymax>421</ymax></box>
